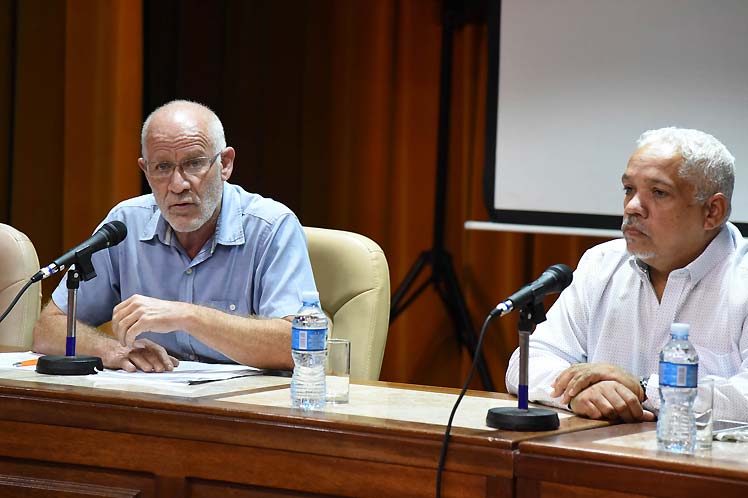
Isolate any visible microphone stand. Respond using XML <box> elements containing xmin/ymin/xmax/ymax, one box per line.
<box><xmin>485</xmin><ymin>298</ymin><xmax>559</xmax><ymax>431</ymax></box>
<box><xmin>36</xmin><ymin>263</ymin><xmax>103</xmax><ymax>375</ymax></box>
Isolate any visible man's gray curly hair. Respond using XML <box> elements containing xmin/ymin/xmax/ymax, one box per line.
<box><xmin>636</xmin><ymin>127</ymin><xmax>734</xmax><ymax>220</ymax></box>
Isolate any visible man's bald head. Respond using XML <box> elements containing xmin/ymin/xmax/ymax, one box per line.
<box><xmin>141</xmin><ymin>100</ymin><xmax>226</xmax><ymax>158</ymax></box>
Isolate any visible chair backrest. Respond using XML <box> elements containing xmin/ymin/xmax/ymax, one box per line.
<box><xmin>0</xmin><ymin>224</ymin><xmax>41</xmax><ymax>348</ymax></box>
<box><xmin>304</xmin><ymin>227</ymin><xmax>390</xmax><ymax>381</ymax></box>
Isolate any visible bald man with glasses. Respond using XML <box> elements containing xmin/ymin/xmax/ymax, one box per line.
<box><xmin>33</xmin><ymin>100</ymin><xmax>316</xmax><ymax>372</ymax></box>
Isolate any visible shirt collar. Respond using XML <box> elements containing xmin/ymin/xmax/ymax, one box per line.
<box><xmin>681</xmin><ymin>223</ymin><xmax>734</xmax><ymax>283</ymax></box>
<box><xmin>627</xmin><ymin>222</ymin><xmax>735</xmax><ymax>285</ymax></box>
<box><xmin>212</xmin><ymin>182</ymin><xmax>246</xmax><ymax>250</ymax></box>
<box><xmin>140</xmin><ymin>204</ymin><xmax>166</xmax><ymax>243</ymax></box>
<box><xmin>629</xmin><ymin>256</ymin><xmax>649</xmax><ymax>279</ymax></box>
<box><xmin>138</xmin><ymin>182</ymin><xmax>246</xmax><ymax>250</ymax></box>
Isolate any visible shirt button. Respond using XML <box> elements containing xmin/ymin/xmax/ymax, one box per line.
<box><xmin>229</xmin><ymin>304</ymin><xmax>236</xmax><ymax>311</ymax></box>
<box><xmin>189</xmin><ymin>354</ymin><xmax>196</xmax><ymax>360</ymax></box>
<box><xmin>185</xmin><ymin>268</ymin><xmax>193</xmax><ymax>275</ymax></box>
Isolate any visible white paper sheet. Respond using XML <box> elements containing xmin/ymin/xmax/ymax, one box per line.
<box><xmin>0</xmin><ymin>352</ymin><xmax>261</xmax><ymax>384</ymax></box>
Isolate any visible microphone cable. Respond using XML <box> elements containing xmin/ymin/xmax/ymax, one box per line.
<box><xmin>0</xmin><ymin>278</ymin><xmax>36</xmax><ymax>324</ymax></box>
<box><xmin>435</xmin><ymin>311</ymin><xmax>495</xmax><ymax>498</ymax></box>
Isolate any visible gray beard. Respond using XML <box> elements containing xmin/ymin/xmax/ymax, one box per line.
<box><xmin>627</xmin><ymin>248</ymin><xmax>656</xmax><ymax>261</ymax></box>
<box><xmin>164</xmin><ymin>173</ymin><xmax>223</xmax><ymax>233</ymax></box>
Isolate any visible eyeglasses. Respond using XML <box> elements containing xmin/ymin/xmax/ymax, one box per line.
<box><xmin>144</xmin><ymin>152</ymin><xmax>221</xmax><ymax>179</ymax></box>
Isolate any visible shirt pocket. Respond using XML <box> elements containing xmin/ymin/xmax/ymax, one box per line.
<box><xmin>691</xmin><ymin>342</ymin><xmax>740</xmax><ymax>378</ymax></box>
<box><xmin>207</xmin><ymin>300</ymin><xmax>245</xmax><ymax>316</ymax></box>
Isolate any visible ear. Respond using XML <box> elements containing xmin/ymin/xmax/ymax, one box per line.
<box><xmin>138</xmin><ymin>158</ymin><xmax>155</xmax><ymax>192</ymax></box>
<box><xmin>219</xmin><ymin>147</ymin><xmax>235</xmax><ymax>181</ymax></box>
<box><xmin>703</xmin><ymin>193</ymin><xmax>728</xmax><ymax>230</ymax></box>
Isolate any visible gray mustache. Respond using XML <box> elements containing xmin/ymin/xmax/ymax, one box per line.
<box><xmin>621</xmin><ymin>217</ymin><xmax>647</xmax><ymax>234</ymax></box>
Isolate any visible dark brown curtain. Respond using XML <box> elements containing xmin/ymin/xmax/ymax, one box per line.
<box><xmin>0</xmin><ymin>0</ymin><xmax>142</xmax><ymax>299</ymax></box>
<box><xmin>141</xmin><ymin>0</ymin><xmax>609</xmax><ymax>389</ymax></box>
<box><xmin>2</xmin><ymin>0</ymin><xmax>608</xmax><ymax>390</ymax></box>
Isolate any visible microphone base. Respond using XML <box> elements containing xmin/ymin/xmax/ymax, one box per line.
<box><xmin>36</xmin><ymin>355</ymin><xmax>103</xmax><ymax>376</ymax></box>
<box><xmin>486</xmin><ymin>406</ymin><xmax>560</xmax><ymax>431</ymax></box>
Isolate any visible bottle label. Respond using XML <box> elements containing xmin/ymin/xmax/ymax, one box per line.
<box><xmin>659</xmin><ymin>361</ymin><xmax>698</xmax><ymax>388</ymax></box>
<box><xmin>292</xmin><ymin>327</ymin><xmax>327</xmax><ymax>351</ymax></box>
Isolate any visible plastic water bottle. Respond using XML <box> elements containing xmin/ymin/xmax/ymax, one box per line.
<box><xmin>291</xmin><ymin>291</ymin><xmax>328</xmax><ymax>410</ymax></box>
<box><xmin>657</xmin><ymin>322</ymin><xmax>698</xmax><ymax>453</ymax></box>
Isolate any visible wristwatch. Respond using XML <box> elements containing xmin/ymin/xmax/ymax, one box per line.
<box><xmin>639</xmin><ymin>375</ymin><xmax>649</xmax><ymax>401</ymax></box>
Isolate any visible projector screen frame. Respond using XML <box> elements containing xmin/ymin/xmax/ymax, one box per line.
<box><xmin>481</xmin><ymin>0</ymin><xmax>748</xmax><ymax>235</ymax></box>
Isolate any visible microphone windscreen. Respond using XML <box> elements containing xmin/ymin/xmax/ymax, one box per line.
<box><xmin>101</xmin><ymin>220</ymin><xmax>127</xmax><ymax>245</ymax></box>
<box><xmin>546</xmin><ymin>263</ymin><xmax>573</xmax><ymax>290</ymax></box>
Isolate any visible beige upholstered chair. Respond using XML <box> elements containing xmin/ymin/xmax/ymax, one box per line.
<box><xmin>0</xmin><ymin>224</ymin><xmax>41</xmax><ymax>348</ymax></box>
<box><xmin>304</xmin><ymin>227</ymin><xmax>390</xmax><ymax>381</ymax></box>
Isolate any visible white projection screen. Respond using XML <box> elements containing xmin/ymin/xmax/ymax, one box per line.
<box><xmin>483</xmin><ymin>0</ymin><xmax>748</xmax><ymax>235</ymax></box>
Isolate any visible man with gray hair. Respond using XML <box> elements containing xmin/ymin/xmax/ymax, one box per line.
<box><xmin>33</xmin><ymin>100</ymin><xmax>316</xmax><ymax>372</ymax></box>
<box><xmin>506</xmin><ymin>127</ymin><xmax>748</xmax><ymax>422</ymax></box>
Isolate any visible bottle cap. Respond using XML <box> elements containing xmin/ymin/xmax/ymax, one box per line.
<box><xmin>670</xmin><ymin>322</ymin><xmax>690</xmax><ymax>339</ymax></box>
<box><xmin>301</xmin><ymin>290</ymin><xmax>320</xmax><ymax>303</ymax></box>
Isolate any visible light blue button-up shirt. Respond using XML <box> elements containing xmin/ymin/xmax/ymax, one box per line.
<box><xmin>52</xmin><ymin>182</ymin><xmax>316</xmax><ymax>363</ymax></box>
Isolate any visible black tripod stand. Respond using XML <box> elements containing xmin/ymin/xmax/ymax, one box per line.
<box><xmin>389</xmin><ymin>1</ymin><xmax>494</xmax><ymax>391</ymax></box>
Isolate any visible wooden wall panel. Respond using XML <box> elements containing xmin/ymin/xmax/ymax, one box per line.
<box><xmin>11</xmin><ymin>0</ymin><xmax>66</xmax><ymax>299</ymax></box>
<box><xmin>0</xmin><ymin>0</ymin><xmax>13</xmax><ymax>223</ymax></box>
<box><xmin>5</xmin><ymin>0</ymin><xmax>142</xmax><ymax>299</ymax></box>
<box><xmin>63</xmin><ymin>0</ymin><xmax>142</xmax><ymax>249</ymax></box>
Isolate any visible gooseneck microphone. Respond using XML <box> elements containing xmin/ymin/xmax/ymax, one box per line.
<box><xmin>32</xmin><ymin>222</ymin><xmax>125</xmax><ymax>375</ymax></box>
<box><xmin>484</xmin><ymin>263</ymin><xmax>574</xmax><ymax>432</ymax></box>
<box><xmin>490</xmin><ymin>263</ymin><xmax>573</xmax><ymax>317</ymax></box>
<box><xmin>436</xmin><ymin>264</ymin><xmax>573</xmax><ymax>498</ymax></box>
<box><xmin>30</xmin><ymin>221</ymin><xmax>127</xmax><ymax>283</ymax></box>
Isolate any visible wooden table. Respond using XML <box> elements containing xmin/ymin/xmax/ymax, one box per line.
<box><xmin>516</xmin><ymin>422</ymin><xmax>748</xmax><ymax>498</ymax></box>
<box><xmin>0</xmin><ymin>367</ymin><xmax>606</xmax><ymax>498</ymax></box>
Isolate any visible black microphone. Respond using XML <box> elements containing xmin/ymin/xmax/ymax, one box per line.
<box><xmin>30</xmin><ymin>221</ymin><xmax>127</xmax><ymax>283</ymax></box>
<box><xmin>491</xmin><ymin>264</ymin><xmax>573</xmax><ymax>317</ymax></box>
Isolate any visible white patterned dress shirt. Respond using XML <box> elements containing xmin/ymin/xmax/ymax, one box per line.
<box><xmin>506</xmin><ymin>222</ymin><xmax>748</xmax><ymax>422</ymax></box>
